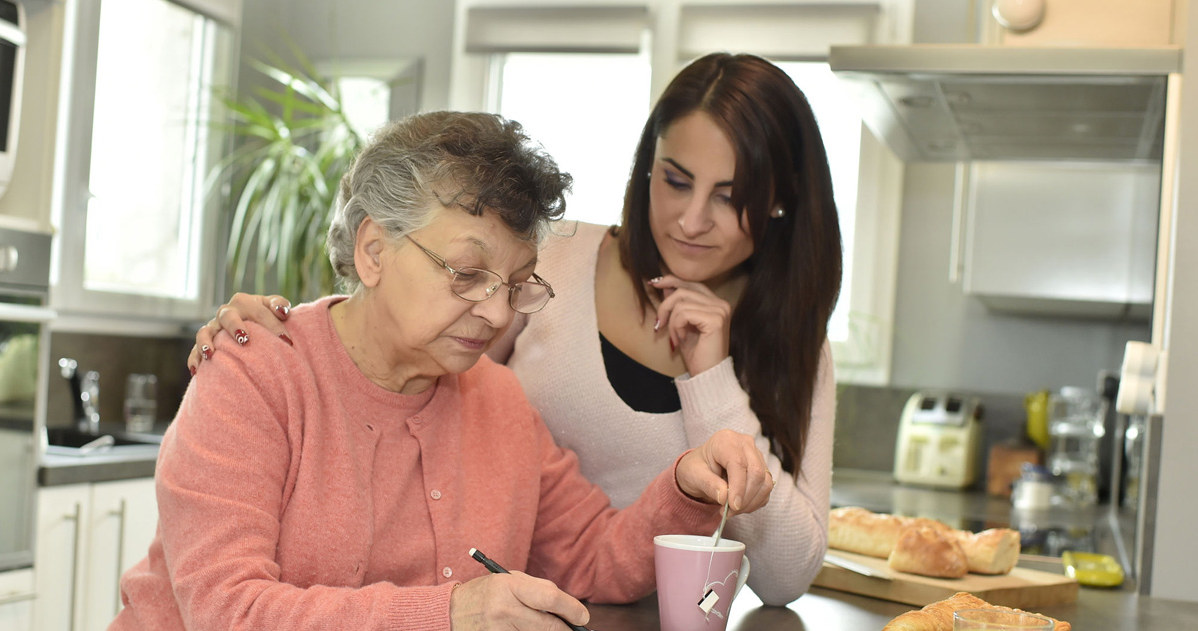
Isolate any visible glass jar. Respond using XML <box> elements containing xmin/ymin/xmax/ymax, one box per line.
<box><xmin>1047</xmin><ymin>386</ymin><xmax>1106</xmax><ymax>506</ymax></box>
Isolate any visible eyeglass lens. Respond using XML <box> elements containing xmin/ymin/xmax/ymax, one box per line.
<box><xmin>451</xmin><ymin>269</ymin><xmax>551</xmax><ymax>313</ymax></box>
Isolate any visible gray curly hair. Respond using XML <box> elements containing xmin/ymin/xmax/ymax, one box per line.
<box><xmin>326</xmin><ymin>111</ymin><xmax>572</xmax><ymax>293</ymax></box>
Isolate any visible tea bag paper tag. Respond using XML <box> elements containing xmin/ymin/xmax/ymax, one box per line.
<box><xmin>697</xmin><ymin>588</ymin><xmax>719</xmax><ymax>614</ymax></box>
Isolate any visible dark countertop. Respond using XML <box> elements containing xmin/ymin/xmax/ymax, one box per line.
<box><xmin>587</xmin><ymin>570</ymin><xmax>1198</xmax><ymax>629</ymax></box>
<box><xmin>39</xmin><ymin>447</ymin><xmax>158</xmax><ymax>486</ymax></box>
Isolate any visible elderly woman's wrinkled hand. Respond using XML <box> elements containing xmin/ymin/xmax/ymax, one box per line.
<box><xmin>450</xmin><ymin>571</ymin><xmax>590</xmax><ymax>631</ymax></box>
<box><xmin>676</xmin><ymin>429</ymin><xmax>773</xmax><ymax>514</ymax></box>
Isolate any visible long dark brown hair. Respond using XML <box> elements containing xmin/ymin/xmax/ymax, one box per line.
<box><xmin>616</xmin><ymin>53</ymin><xmax>842</xmax><ymax>476</ymax></box>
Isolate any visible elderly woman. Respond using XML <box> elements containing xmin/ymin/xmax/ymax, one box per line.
<box><xmin>110</xmin><ymin>112</ymin><xmax>772</xmax><ymax>631</ymax></box>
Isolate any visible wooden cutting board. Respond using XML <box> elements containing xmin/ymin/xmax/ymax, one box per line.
<box><xmin>814</xmin><ymin>549</ymin><xmax>1078</xmax><ymax>609</ymax></box>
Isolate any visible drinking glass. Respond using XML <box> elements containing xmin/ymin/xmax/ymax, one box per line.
<box><xmin>953</xmin><ymin>608</ymin><xmax>1053</xmax><ymax>630</ymax></box>
<box><xmin>123</xmin><ymin>373</ymin><xmax>158</xmax><ymax>433</ymax></box>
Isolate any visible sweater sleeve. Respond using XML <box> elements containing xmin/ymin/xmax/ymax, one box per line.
<box><xmin>673</xmin><ymin>342</ymin><xmax>836</xmax><ymax>605</ymax></box>
<box><xmin>153</xmin><ymin>335</ymin><xmax>455</xmax><ymax>631</ymax></box>
<box><xmin>522</xmin><ymin>421</ymin><xmax>720</xmax><ymax>605</ymax></box>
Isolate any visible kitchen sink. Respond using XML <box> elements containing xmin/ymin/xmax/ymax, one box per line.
<box><xmin>43</xmin><ymin>426</ymin><xmax>162</xmax><ymax>458</ymax></box>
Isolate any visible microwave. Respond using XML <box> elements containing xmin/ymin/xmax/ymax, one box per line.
<box><xmin>0</xmin><ymin>0</ymin><xmax>25</xmax><ymax>200</ymax></box>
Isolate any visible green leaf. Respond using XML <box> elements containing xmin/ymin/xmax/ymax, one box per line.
<box><xmin>207</xmin><ymin>46</ymin><xmax>362</xmax><ymax>299</ymax></box>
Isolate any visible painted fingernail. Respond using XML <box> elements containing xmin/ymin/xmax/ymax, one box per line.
<box><xmin>275</xmin><ymin>304</ymin><xmax>290</xmax><ymax>317</ymax></box>
<box><xmin>201</xmin><ymin>345</ymin><xmax>212</xmax><ymax>360</ymax></box>
<box><xmin>279</xmin><ymin>334</ymin><xmax>294</xmax><ymax>347</ymax></box>
<box><xmin>235</xmin><ymin>329</ymin><xmax>249</xmax><ymax>345</ymax></box>
<box><xmin>649</xmin><ymin>276</ymin><xmax>662</xmax><ymax>284</ymax></box>
<box><xmin>669</xmin><ymin>338</ymin><xmax>676</xmax><ymax>352</ymax></box>
<box><xmin>189</xmin><ymin>366</ymin><xmax>197</xmax><ymax>377</ymax></box>
<box><xmin>653</xmin><ymin>318</ymin><xmax>661</xmax><ymax>331</ymax></box>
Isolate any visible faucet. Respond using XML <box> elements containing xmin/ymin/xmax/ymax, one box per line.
<box><xmin>59</xmin><ymin>358</ymin><xmax>101</xmax><ymax>434</ymax></box>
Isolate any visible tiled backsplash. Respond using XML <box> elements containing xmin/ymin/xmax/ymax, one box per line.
<box><xmin>834</xmin><ymin>384</ymin><xmax>1038</xmax><ymax>490</ymax></box>
<box><xmin>46</xmin><ymin>332</ymin><xmax>193</xmax><ymax>430</ymax></box>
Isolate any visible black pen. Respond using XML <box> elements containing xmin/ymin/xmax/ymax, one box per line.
<box><xmin>468</xmin><ymin>548</ymin><xmax>594</xmax><ymax>631</ymax></box>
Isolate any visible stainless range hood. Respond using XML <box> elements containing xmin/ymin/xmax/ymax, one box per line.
<box><xmin>829</xmin><ymin>45</ymin><xmax>1181</xmax><ymax>162</ymax></box>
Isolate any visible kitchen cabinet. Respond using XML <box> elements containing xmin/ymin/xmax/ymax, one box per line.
<box><xmin>960</xmin><ymin>161</ymin><xmax>1159</xmax><ymax>319</ymax></box>
<box><xmin>0</xmin><ymin>569</ymin><xmax>34</xmax><ymax>631</ymax></box>
<box><xmin>33</xmin><ymin>477</ymin><xmax>157</xmax><ymax>631</ymax></box>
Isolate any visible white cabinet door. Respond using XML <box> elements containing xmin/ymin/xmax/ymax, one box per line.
<box><xmin>34</xmin><ymin>478</ymin><xmax>158</xmax><ymax>631</ymax></box>
<box><xmin>963</xmin><ymin>161</ymin><xmax>1159</xmax><ymax>318</ymax></box>
<box><xmin>33</xmin><ymin>484</ymin><xmax>91</xmax><ymax>631</ymax></box>
<box><xmin>81</xmin><ymin>478</ymin><xmax>157</xmax><ymax>631</ymax></box>
<box><xmin>0</xmin><ymin>569</ymin><xmax>35</xmax><ymax>631</ymax></box>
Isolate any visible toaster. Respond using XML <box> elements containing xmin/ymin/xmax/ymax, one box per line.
<box><xmin>893</xmin><ymin>392</ymin><xmax>983</xmax><ymax>489</ymax></box>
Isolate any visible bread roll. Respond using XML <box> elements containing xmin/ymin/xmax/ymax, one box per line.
<box><xmin>883</xmin><ymin>592</ymin><xmax>1071</xmax><ymax>631</ymax></box>
<box><xmin>828</xmin><ymin>507</ymin><xmax>1020</xmax><ymax>577</ymax></box>
<box><xmin>828</xmin><ymin>507</ymin><xmax>908</xmax><ymax>558</ymax></box>
<box><xmin>888</xmin><ymin>525</ymin><xmax>969</xmax><ymax>578</ymax></box>
<box><xmin>882</xmin><ymin>592</ymin><xmax>987</xmax><ymax>631</ymax></box>
<box><xmin>953</xmin><ymin>528</ymin><xmax>1021</xmax><ymax>575</ymax></box>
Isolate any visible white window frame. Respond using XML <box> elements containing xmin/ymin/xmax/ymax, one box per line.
<box><xmin>50</xmin><ymin>0</ymin><xmax>239</xmax><ymax>334</ymax></box>
<box><xmin>451</xmin><ymin>0</ymin><xmax>911</xmax><ymax>385</ymax></box>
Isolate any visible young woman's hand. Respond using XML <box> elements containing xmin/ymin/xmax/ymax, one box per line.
<box><xmin>676</xmin><ymin>429</ymin><xmax>773</xmax><ymax>515</ymax></box>
<box><xmin>648</xmin><ymin>275</ymin><xmax>731</xmax><ymax>376</ymax></box>
<box><xmin>187</xmin><ymin>293</ymin><xmax>293</xmax><ymax>374</ymax></box>
<box><xmin>450</xmin><ymin>571</ymin><xmax>590</xmax><ymax>631</ymax></box>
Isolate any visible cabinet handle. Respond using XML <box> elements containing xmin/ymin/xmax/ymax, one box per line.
<box><xmin>64</xmin><ymin>502</ymin><xmax>82</xmax><ymax>631</ymax></box>
<box><xmin>0</xmin><ymin>591</ymin><xmax>36</xmax><ymax>605</ymax></box>
<box><xmin>110</xmin><ymin>499</ymin><xmax>128</xmax><ymax>616</ymax></box>
<box><xmin>948</xmin><ymin>162</ymin><xmax>971</xmax><ymax>284</ymax></box>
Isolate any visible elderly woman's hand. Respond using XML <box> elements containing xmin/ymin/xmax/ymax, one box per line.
<box><xmin>676</xmin><ymin>429</ymin><xmax>773</xmax><ymax>514</ymax></box>
<box><xmin>450</xmin><ymin>571</ymin><xmax>590</xmax><ymax>630</ymax></box>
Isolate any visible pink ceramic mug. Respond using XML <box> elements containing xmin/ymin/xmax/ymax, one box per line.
<box><xmin>654</xmin><ymin>535</ymin><xmax>751</xmax><ymax>631</ymax></box>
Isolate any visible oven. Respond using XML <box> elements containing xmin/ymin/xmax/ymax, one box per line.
<box><xmin>0</xmin><ymin>226</ymin><xmax>51</xmax><ymax>571</ymax></box>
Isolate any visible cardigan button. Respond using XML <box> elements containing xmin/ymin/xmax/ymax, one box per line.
<box><xmin>430</xmin><ymin>489</ymin><xmax>442</xmax><ymax>500</ymax></box>
<box><xmin>442</xmin><ymin>566</ymin><xmax>453</xmax><ymax>578</ymax></box>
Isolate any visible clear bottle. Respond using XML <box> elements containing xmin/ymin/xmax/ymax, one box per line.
<box><xmin>123</xmin><ymin>373</ymin><xmax>158</xmax><ymax>434</ymax></box>
<box><xmin>1047</xmin><ymin>386</ymin><xmax>1105</xmax><ymax>506</ymax></box>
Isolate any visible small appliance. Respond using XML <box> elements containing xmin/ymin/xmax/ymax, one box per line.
<box><xmin>894</xmin><ymin>392</ymin><xmax>983</xmax><ymax>489</ymax></box>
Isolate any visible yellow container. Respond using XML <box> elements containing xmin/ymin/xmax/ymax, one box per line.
<box><xmin>1062</xmin><ymin>551</ymin><xmax>1124</xmax><ymax>588</ymax></box>
<box><xmin>1024</xmin><ymin>390</ymin><xmax>1051</xmax><ymax>450</ymax></box>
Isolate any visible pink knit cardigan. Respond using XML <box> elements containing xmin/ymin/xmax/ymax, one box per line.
<box><xmin>110</xmin><ymin>296</ymin><xmax>719</xmax><ymax>630</ymax></box>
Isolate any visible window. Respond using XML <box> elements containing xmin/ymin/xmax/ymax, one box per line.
<box><xmin>53</xmin><ymin>0</ymin><xmax>236</xmax><ymax>328</ymax></box>
<box><xmin>776</xmin><ymin>62</ymin><xmax>862</xmax><ymax>344</ymax></box>
<box><xmin>495</xmin><ymin>52</ymin><xmax>650</xmax><ymax>226</ymax></box>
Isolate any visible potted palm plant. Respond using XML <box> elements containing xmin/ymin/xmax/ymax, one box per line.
<box><xmin>209</xmin><ymin>52</ymin><xmax>364</xmax><ymax>302</ymax></box>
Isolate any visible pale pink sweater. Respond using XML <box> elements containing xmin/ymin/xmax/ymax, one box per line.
<box><xmin>111</xmin><ymin>296</ymin><xmax>719</xmax><ymax>630</ymax></box>
<box><xmin>489</xmin><ymin>222</ymin><xmax>836</xmax><ymax>605</ymax></box>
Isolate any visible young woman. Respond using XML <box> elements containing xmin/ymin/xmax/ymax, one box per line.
<box><xmin>191</xmin><ymin>53</ymin><xmax>841</xmax><ymax>606</ymax></box>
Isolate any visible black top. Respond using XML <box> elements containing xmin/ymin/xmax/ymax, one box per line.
<box><xmin>599</xmin><ymin>333</ymin><xmax>682</xmax><ymax>414</ymax></box>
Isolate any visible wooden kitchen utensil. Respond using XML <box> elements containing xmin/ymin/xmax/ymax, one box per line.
<box><xmin>987</xmin><ymin>441</ymin><xmax>1043</xmax><ymax>498</ymax></box>
<box><xmin>814</xmin><ymin>549</ymin><xmax>1078</xmax><ymax>610</ymax></box>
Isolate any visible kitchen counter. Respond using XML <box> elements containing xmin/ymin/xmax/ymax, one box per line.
<box><xmin>586</xmin><ymin>567</ymin><xmax>1198</xmax><ymax>629</ymax></box>
<box><xmin>39</xmin><ymin>446</ymin><xmax>158</xmax><ymax>486</ymax></box>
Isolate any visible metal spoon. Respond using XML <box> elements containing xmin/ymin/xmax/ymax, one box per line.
<box><xmin>712</xmin><ymin>499</ymin><xmax>730</xmax><ymax>548</ymax></box>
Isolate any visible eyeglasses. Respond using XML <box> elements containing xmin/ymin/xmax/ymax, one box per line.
<box><xmin>405</xmin><ymin>235</ymin><xmax>555</xmax><ymax>314</ymax></box>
